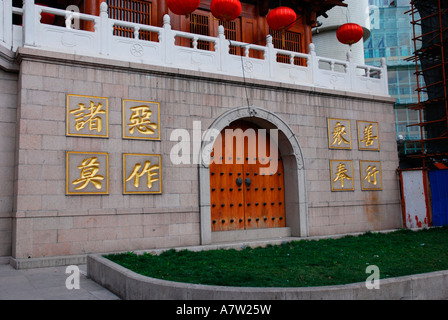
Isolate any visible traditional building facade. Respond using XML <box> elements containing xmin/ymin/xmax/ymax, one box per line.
<box><xmin>0</xmin><ymin>0</ymin><xmax>402</xmax><ymax>267</ymax></box>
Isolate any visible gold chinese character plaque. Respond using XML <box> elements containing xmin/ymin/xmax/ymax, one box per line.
<box><xmin>358</xmin><ymin>121</ymin><xmax>380</xmax><ymax>151</ymax></box>
<box><xmin>360</xmin><ymin>160</ymin><xmax>382</xmax><ymax>191</ymax></box>
<box><xmin>123</xmin><ymin>153</ymin><xmax>162</xmax><ymax>194</ymax></box>
<box><xmin>330</xmin><ymin>160</ymin><xmax>354</xmax><ymax>191</ymax></box>
<box><xmin>123</xmin><ymin>99</ymin><xmax>160</xmax><ymax>140</ymax></box>
<box><xmin>66</xmin><ymin>94</ymin><xmax>109</xmax><ymax>138</ymax></box>
<box><xmin>66</xmin><ymin>152</ymin><xmax>109</xmax><ymax>195</ymax></box>
<box><xmin>328</xmin><ymin>118</ymin><xmax>352</xmax><ymax>149</ymax></box>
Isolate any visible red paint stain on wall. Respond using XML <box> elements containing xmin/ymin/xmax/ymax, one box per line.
<box><xmin>415</xmin><ymin>215</ymin><xmax>422</xmax><ymax>228</ymax></box>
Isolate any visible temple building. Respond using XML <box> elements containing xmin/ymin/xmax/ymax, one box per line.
<box><xmin>0</xmin><ymin>0</ymin><xmax>402</xmax><ymax>268</ymax></box>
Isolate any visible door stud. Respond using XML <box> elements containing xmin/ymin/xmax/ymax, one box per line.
<box><xmin>236</xmin><ymin>177</ymin><xmax>243</xmax><ymax>187</ymax></box>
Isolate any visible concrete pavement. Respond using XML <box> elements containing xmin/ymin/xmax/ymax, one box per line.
<box><xmin>0</xmin><ymin>262</ymin><xmax>120</xmax><ymax>300</ymax></box>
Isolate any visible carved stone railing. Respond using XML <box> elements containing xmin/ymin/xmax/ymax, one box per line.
<box><xmin>0</xmin><ymin>0</ymin><xmax>389</xmax><ymax>96</ymax></box>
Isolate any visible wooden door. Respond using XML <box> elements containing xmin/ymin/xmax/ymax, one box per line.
<box><xmin>210</xmin><ymin>121</ymin><xmax>285</xmax><ymax>232</ymax></box>
<box><xmin>241</xmin><ymin>16</ymin><xmax>264</xmax><ymax>59</ymax></box>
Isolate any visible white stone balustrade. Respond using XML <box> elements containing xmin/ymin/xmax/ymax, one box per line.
<box><xmin>0</xmin><ymin>0</ymin><xmax>389</xmax><ymax>96</ymax></box>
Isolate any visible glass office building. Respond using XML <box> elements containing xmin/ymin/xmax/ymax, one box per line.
<box><xmin>364</xmin><ymin>0</ymin><xmax>425</xmax><ymax>153</ymax></box>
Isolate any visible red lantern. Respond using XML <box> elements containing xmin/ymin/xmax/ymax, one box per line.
<box><xmin>210</xmin><ymin>0</ymin><xmax>242</xmax><ymax>22</ymax></box>
<box><xmin>167</xmin><ymin>0</ymin><xmax>200</xmax><ymax>16</ymax></box>
<box><xmin>336</xmin><ymin>23</ymin><xmax>364</xmax><ymax>45</ymax></box>
<box><xmin>267</xmin><ymin>7</ymin><xmax>297</xmax><ymax>31</ymax></box>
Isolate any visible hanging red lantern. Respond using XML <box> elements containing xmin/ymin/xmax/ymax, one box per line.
<box><xmin>266</xmin><ymin>6</ymin><xmax>297</xmax><ymax>31</ymax></box>
<box><xmin>336</xmin><ymin>23</ymin><xmax>364</xmax><ymax>45</ymax></box>
<box><xmin>167</xmin><ymin>0</ymin><xmax>200</xmax><ymax>16</ymax></box>
<box><xmin>210</xmin><ymin>0</ymin><xmax>242</xmax><ymax>22</ymax></box>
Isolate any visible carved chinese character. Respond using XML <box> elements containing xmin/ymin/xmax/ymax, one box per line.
<box><xmin>128</xmin><ymin>105</ymin><xmax>158</xmax><ymax>135</ymax></box>
<box><xmin>126</xmin><ymin>161</ymin><xmax>160</xmax><ymax>189</ymax></box>
<box><xmin>123</xmin><ymin>100</ymin><xmax>160</xmax><ymax>140</ymax></box>
<box><xmin>330</xmin><ymin>160</ymin><xmax>354</xmax><ymax>191</ymax></box>
<box><xmin>360</xmin><ymin>161</ymin><xmax>382</xmax><ymax>190</ymax></box>
<box><xmin>360</xmin><ymin>124</ymin><xmax>378</xmax><ymax>147</ymax></box>
<box><xmin>66</xmin><ymin>152</ymin><xmax>109</xmax><ymax>195</ymax></box>
<box><xmin>332</xmin><ymin>122</ymin><xmax>350</xmax><ymax>146</ymax></box>
<box><xmin>123</xmin><ymin>154</ymin><xmax>162</xmax><ymax>194</ymax></box>
<box><xmin>328</xmin><ymin>118</ymin><xmax>352</xmax><ymax>149</ymax></box>
<box><xmin>67</xmin><ymin>95</ymin><xmax>108</xmax><ymax>138</ymax></box>
<box><xmin>364</xmin><ymin>165</ymin><xmax>379</xmax><ymax>185</ymax></box>
<box><xmin>72</xmin><ymin>157</ymin><xmax>104</xmax><ymax>190</ymax></box>
<box><xmin>334</xmin><ymin>162</ymin><xmax>352</xmax><ymax>188</ymax></box>
<box><xmin>70</xmin><ymin>101</ymin><xmax>106</xmax><ymax>132</ymax></box>
<box><xmin>358</xmin><ymin>121</ymin><xmax>380</xmax><ymax>151</ymax></box>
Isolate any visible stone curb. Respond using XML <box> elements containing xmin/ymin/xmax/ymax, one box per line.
<box><xmin>87</xmin><ymin>253</ymin><xmax>448</xmax><ymax>300</ymax></box>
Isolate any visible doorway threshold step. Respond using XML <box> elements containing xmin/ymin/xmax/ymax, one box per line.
<box><xmin>211</xmin><ymin>227</ymin><xmax>291</xmax><ymax>244</ymax></box>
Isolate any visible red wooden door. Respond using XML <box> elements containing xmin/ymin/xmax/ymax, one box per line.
<box><xmin>210</xmin><ymin>121</ymin><xmax>285</xmax><ymax>232</ymax></box>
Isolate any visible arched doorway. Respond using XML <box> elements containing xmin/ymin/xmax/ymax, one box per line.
<box><xmin>199</xmin><ymin>106</ymin><xmax>308</xmax><ymax>244</ymax></box>
<box><xmin>209</xmin><ymin>120</ymin><xmax>286</xmax><ymax>231</ymax></box>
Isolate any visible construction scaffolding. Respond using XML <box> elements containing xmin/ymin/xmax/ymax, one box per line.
<box><xmin>406</xmin><ymin>0</ymin><xmax>448</xmax><ymax>170</ymax></box>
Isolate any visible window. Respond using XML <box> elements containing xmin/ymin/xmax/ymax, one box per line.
<box><xmin>107</xmin><ymin>0</ymin><xmax>153</xmax><ymax>40</ymax></box>
<box><xmin>187</xmin><ymin>11</ymin><xmax>243</xmax><ymax>55</ymax></box>
<box><xmin>220</xmin><ymin>20</ymin><xmax>242</xmax><ymax>56</ymax></box>
<box><xmin>386</xmin><ymin>33</ymin><xmax>398</xmax><ymax>47</ymax></box>
<box><xmin>270</xmin><ymin>29</ymin><xmax>304</xmax><ymax>66</ymax></box>
<box><xmin>190</xmin><ymin>13</ymin><xmax>212</xmax><ymax>50</ymax></box>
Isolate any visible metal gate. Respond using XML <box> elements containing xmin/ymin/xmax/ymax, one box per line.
<box><xmin>429</xmin><ymin>170</ymin><xmax>448</xmax><ymax>226</ymax></box>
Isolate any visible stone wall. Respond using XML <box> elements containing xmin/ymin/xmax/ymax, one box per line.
<box><xmin>9</xmin><ymin>47</ymin><xmax>401</xmax><ymax>262</ymax></box>
<box><xmin>0</xmin><ymin>67</ymin><xmax>17</xmax><ymax>257</ymax></box>
<box><xmin>304</xmin><ymin>97</ymin><xmax>402</xmax><ymax>236</ymax></box>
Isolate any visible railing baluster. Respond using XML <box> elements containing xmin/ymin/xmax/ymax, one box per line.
<box><xmin>99</xmin><ymin>2</ymin><xmax>109</xmax><ymax>56</ymax></box>
<box><xmin>192</xmin><ymin>35</ymin><xmax>198</xmax><ymax>50</ymax></box>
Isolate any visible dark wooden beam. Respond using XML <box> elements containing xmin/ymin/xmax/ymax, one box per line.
<box><xmin>245</xmin><ymin>0</ymin><xmax>347</xmax><ymax>25</ymax></box>
<box><xmin>257</xmin><ymin>0</ymin><xmax>270</xmax><ymax>16</ymax></box>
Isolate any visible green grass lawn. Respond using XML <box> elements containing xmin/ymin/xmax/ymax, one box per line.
<box><xmin>105</xmin><ymin>226</ymin><xmax>448</xmax><ymax>287</ymax></box>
